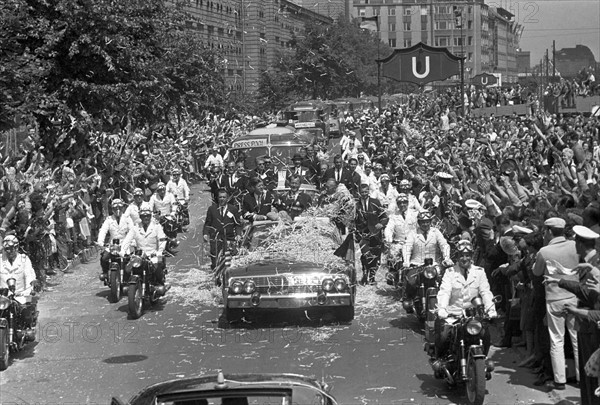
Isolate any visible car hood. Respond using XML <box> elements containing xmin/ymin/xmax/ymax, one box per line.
<box><xmin>226</xmin><ymin>259</ymin><xmax>345</xmax><ymax>278</ymax></box>
<box><xmin>125</xmin><ymin>373</ymin><xmax>326</xmax><ymax>404</ymax></box>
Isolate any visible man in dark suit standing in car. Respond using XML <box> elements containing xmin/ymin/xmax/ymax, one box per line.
<box><xmin>323</xmin><ymin>154</ymin><xmax>354</xmax><ymax>193</ymax></box>
<box><xmin>203</xmin><ymin>188</ymin><xmax>243</xmax><ymax>271</ymax></box>
<box><xmin>355</xmin><ymin>183</ymin><xmax>389</xmax><ymax>285</ymax></box>
<box><xmin>278</xmin><ymin>175</ymin><xmax>312</xmax><ymax>220</ymax></box>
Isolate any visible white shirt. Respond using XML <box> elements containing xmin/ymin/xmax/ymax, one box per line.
<box><xmin>166</xmin><ymin>177</ymin><xmax>190</xmax><ymax>201</ymax></box>
<box><xmin>204</xmin><ymin>153</ymin><xmax>224</xmax><ymax>169</ymax></box>
<box><xmin>120</xmin><ymin>221</ymin><xmax>167</xmax><ymax>257</ymax></box>
<box><xmin>0</xmin><ymin>254</ymin><xmax>36</xmax><ymax>299</ymax></box>
<box><xmin>97</xmin><ymin>215</ymin><xmax>134</xmax><ymax>245</ymax></box>
<box><xmin>124</xmin><ymin>202</ymin><xmax>143</xmax><ymax>226</ymax></box>
<box><xmin>150</xmin><ymin>192</ymin><xmax>177</xmax><ymax>216</ymax></box>
<box><xmin>372</xmin><ymin>184</ymin><xmax>399</xmax><ymax>213</ymax></box>
<box><xmin>384</xmin><ymin>210</ymin><xmax>418</xmax><ymax>244</ymax></box>
<box><xmin>403</xmin><ymin>227</ymin><xmax>450</xmax><ymax>265</ymax></box>
<box><xmin>437</xmin><ymin>265</ymin><xmax>497</xmax><ymax>318</ymax></box>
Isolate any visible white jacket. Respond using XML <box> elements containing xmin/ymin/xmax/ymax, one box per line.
<box><xmin>0</xmin><ymin>254</ymin><xmax>36</xmax><ymax>298</ymax></box>
<box><xmin>97</xmin><ymin>215</ymin><xmax>134</xmax><ymax>245</ymax></box>
<box><xmin>150</xmin><ymin>192</ymin><xmax>177</xmax><ymax>216</ymax></box>
<box><xmin>437</xmin><ymin>265</ymin><xmax>497</xmax><ymax>318</ymax></box>
<box><xmin>403</xmin><ymin>227</ymin><xmax>450</xmax><ymax>265</ymax></box>
<box><xmin>166</xmin><ymin>178</ymin><xmax>190</xmax><ymax>201</ymax></box>
<box><xmin>120</xmin><ymin>222</ymin><xmax>167</xmax><ymax>257</ymax></box>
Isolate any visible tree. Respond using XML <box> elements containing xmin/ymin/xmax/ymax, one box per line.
<box><xmin>257</xmin><ymin>17</ymin><xmax>393</xmax><ymax>110</ymax></box>
<box><xmin>0</xmin><ymin>0</ymin><xmax>226</xmax><ymax>160</ymax></box>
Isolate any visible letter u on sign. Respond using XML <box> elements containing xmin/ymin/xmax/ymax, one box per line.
<box><xmin>481</xmin><ymin>77</ymin><xmax>488</xmax><ymax>85</ymax></box>
<box><xmin>412</xmin><ymin>56</ymin><xmax>430</xmax><ymax>79</ymax></box>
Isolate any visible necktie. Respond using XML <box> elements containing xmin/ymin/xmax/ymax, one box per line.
<box><xmin>221</xmin><ymin>207</ymin><xmax>226</xmax><ymax>217</ymax></box>
<box><xmin>363</xmin><ymin>199</ymin><xmax>368</xmax><ymax>211</ymax></box>
<box><xmin>336</xmin><ymin>170</ymin><xmax>340</xmax><ymax>182</ymax></box>
<box><xmin>230</xmin><ymin>176</ymin><xmax>234</xmax><ymax>186</ymax></box>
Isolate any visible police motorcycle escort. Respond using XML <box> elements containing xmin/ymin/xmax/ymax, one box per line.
<box><xmin>424</xmin><ymin>240</ymin><xmax>499</xmax><ymax>405</ymax></box>
<box><xmin>166</xmin><ymin>167</ymin><xmax>191</xmax><ymax>230</ymax></box>
<box><xmin>401</xmin><ymin>211</ymin><xmax>453</xmax><ymax>322</ymax></box>
<box><xmin>150</xmin><ymin>182</ymin><xmax>180</xmax><ymax>255</ymax></box>
<box><xmin>119</xmin><ymin>203</ymin><xmax>170</xmax><ymax>320</ymax></box>
<box><xmin>0</xmin><ymin>235</ymin><xmax>40</xmax><ymax>370</ymax></box>
<box><xmin>97</xmin><ymin>199</ymin><xmax>133</xmax><ymax>303</ymax></box>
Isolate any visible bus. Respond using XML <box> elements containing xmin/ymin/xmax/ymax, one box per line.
<box><xmin>281</xmin><ymin>101</ymin><xmax>330</xmax><ymax>142</ymax></box>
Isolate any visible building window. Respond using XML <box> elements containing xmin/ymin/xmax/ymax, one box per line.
<box><xmin>468</xmin><ymin>20</ymin><xmax>473</xmax><ymax>29</ymax></box>
<box><xmin>468</xmin><ymin>36</ymin><xmax>472</xmax><ymax>45</ymax></box>
<box><xmin>388</xmin><ymin>23</ymin><xmax>396</xmax><ymax>32</ymax></box>
<box><xmin>435</xmin><ymin>6</ymin><xmax>450</xmax><ymax>14</ymax></box>
<box><xmin>404</xmin><ymin>7</ymin><xmax>412</xmax><ymax>16</ymax></box>
<box><xmin>422</xmin><ymin>22</ymin><xmax>427</xmax><ymax>31</ymax></box>
<box><xmin>389</xmin><ymin>38</ymin><xmax>396</xmax><ymax>48</ymax></box>
<box><xmin>403</xmin><ymin>22</ymin><xmax>411</xmax><ymax>31</ymax></box>
<box><xmin>374</xmin><ymin>8</ymin><xmax>381</xmax><ymax>16</ymax></box>
<box><xmin>454</xmin><ymin>37</ymin><xmax>463</xmax><ymax>46</ymax></box>
<box><xmin>435</xmin><ymin>37</ymin><xmax>449</xmax><ymax>46</ymax></box>
<box><xmin>404</xmin><ymin>39</ymin><xmax>412</xmax><ymax>47</ymax></box>
<box><xmin>434</xmin><ymin>21</ymin><xmax>449</xmax><ymax>30</ymax></box>
<box><xmin>388</xmin><ymin>7</ymin><xmax>396</xmax><ymax>16</ymax></box>
<box><xmin>421</xmin><ymin>5</ymin><xmax>427</xmax><ymax>15</ymax></box>
<box><xmin>358</xmin><ymin>7</ymin><xmax>366</xmax><ymax>17</ymax></box>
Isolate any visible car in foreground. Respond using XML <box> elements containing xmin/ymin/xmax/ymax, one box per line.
<box><xmin>111</xmin><ymin>372</ymin><xmax>338</xmax><ymax>405</ymax></box>
<box><xmin>221</xmin><ymin>218</ymin><xmax>356</xmax><ymax>323</ymax></box>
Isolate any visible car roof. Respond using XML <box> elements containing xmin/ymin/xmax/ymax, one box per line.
<box><xmin>247</xmin><ymin>127</ymin><xmax>296</xmax><ymax>136</ymax></box>
<box><xmin>127</xmin><ymin>373</ymin><xmax>327</xmax><ymax>404</ymax></box>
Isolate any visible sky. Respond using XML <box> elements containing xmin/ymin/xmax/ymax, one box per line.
<box><xmin>494</xmin><ymin>0</ymin><xmax>600</xmax><ymax>67</ymax></box>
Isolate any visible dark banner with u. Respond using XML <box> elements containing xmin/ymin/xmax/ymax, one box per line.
<box><xmin>472</xmin><ymin>73</ymin><xmax>498</xmax><ymax>87</ymax></box>
<box><xmin>377</xmin><ymin>42</ymin><xmax>462</xmax><ymax>86</ymax></box>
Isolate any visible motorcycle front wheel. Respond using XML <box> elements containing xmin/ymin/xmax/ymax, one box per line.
<box><xmin>466</xmin><ymin>357</ymin><xmax>486</xmax><ymax>405</ymax></box>
<box><xmin>128</xmin><ymin>281</ymin><xmax>143</xmax><ymax>320</ymax></box>
<box><xmin>0</xmin><ymin>327</ymin><xmax>9</xmax><ymax>370</ymax></box>
<box><xmin>109</xmin><ymin>270</ymin><xmax>121</xmax><ymax>303</ymax></box>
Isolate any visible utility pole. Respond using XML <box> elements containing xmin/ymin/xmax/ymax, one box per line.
<box><xmin>545</xmin><ymin>49</ymin><xmax>549</xmax><ymax>81</ymax></box>
<box><xmin>552</xmin><ymin>40</ymin><xmax>556</xmax><ymax>78</ymax></box>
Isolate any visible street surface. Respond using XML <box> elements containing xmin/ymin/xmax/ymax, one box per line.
<box><xmin>0</xmin><ymin>181</ymin><xmax>580</xmax><ymax>405</ymax></box>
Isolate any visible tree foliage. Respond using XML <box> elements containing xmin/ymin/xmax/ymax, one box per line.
<box><xmin>257</xmin><ymin>17</ymin><xmax>393</xmax><ymax>110</ymax></box>
<box><xmin>1</xmin><ymin>0</ymin><xmax>226</xmax><ymax>159</ymax></box>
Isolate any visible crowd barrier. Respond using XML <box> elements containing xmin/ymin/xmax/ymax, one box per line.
<box><xmin>469</xmin><ymin>95</ymin><xmax>600</xmax><ymax>117</ymax></box>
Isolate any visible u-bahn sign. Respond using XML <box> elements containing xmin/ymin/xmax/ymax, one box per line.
<box><xmin>472</xmin><ymin>73</ymin><xmax>498</xmax><ymax>87</ymax></box>
<box><xmin>377</xmin><ymin>42</ymin><xmax>462</xmax><ymax>86</ymax></box>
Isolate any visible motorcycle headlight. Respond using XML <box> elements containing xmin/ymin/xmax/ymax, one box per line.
<box><xmin>110</xmin><ymin>245</ymin><xmax>120</xmax><ymax>255</ymax></box>
<box><xmin>0</xmin><ymin>296</ymin><xmax>10</xmax><ymax>310</ymax></box>
<box><xmin>466</xmin><ymin>319</ymin><xmax>483</xmax><ymax>335</ymax></box>
<box><xmin>243</xmin><ymin>281</ymin><xmax>256</xmax><ymax>294</ymax></box>
<box><xmin>424</xmin><ymin>266</ymin><xmax>438</xmax><ymax>279</ymax></box>
<box><xmin>131</xmin><ymin>256</ymin><xmax>142</xmax><ymax>268</ymax></box>
<box><xmin>334</xmin><ymin>278</ymin><xmax>347</xmax><ymax>292</ymax></box>
<box><xmin>321</xmin><ymin>278</ymin><xmax>334</xmax><ymax>292</ymax></box>
<box><xmin>230</xmin><ymin>281</ymin><xmax>243</xmax><ymax>294</ymax></box>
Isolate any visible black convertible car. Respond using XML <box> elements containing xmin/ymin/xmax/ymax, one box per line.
<box><xmin>111</xmin><ymin>372</ymin><xmax>338</xmax><ymax>405</ymax></box>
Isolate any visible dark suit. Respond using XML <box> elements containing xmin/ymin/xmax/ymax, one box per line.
<box><xmin>355</xmin><ymin>197</ymin><xmax>389</xmax><ymax>283</ymax></box>
<box><xmin>279</xmin><ymin>191</ymin><xmax>312</xmax><ymax>219</ymax></box>
<box><xmin>286</xmin><ymin>166</ymin><xmax>315</xmax><ymax>186</ymax></box>
<box><xmin>251</xmin><ymin>169</ymin><xmax>277</xmax><ymax>191</ymax></box>
<box><xmin>202</xmin><ymin>204</ymin><xmax>242</xmax><ymax>270</ymax></box>
<box><xmin>323</xmin><ymin>167</ymin><xmax>357</xmax><ymax>193</ymax></box>
<box><xmin>242</xmin><ymin>191</ymin><xmax>276</xmax><ymax>220</ymax></box>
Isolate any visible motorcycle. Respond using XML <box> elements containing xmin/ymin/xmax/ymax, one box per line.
<box><xmin>401</xmin><ymin>258</ymin><xmax>447</xmax><ymax>324</ymax></box>
<box><xmin>173</xmin><ymin>198</ymin><xmax>190</xmax><ymax>229</ymax></box>
<box><xmin>384</xmin><ymin>242</ymin><xmax>404</xmax><ymax>288</ymax></box>
<box><xmin>155</xmin><ymin>212</ymin><xmax>180</xmax><ymax>253</ymax></box>
<box><xmin>99</xmin><ymin>239</ymin><xmax>129</xmax><ymax>303</ymax></box>
<box><xmin>0</xmin><ymin>278</ymin><xmax>39</xmax><ymax>370</ymax></box>
<box><xmin>125</xmin><ymin>251</ymin><xmax>169</xmax><ymax>319</ymax></box>
<box><xmin>425</xmin><ymin>296</ymin><xmax>500</xmax><ymax>405</ymax></box>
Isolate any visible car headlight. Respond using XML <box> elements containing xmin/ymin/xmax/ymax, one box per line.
<box><xmin>230</xmin><ymin>281</ymin><xmax>243</xmax><ymax>294</ymax></box>
<box><xmin>334</xmin><ymin>278</ymin><xmax>347</xmax><ymax>292</ymax></box>
<box><xmin>131</xmin><ymin>256</ymin><xmax>142</xmax><ymax>268</ymax></box>
<box><xmin>466</xmin><ymin>319</ymin><xmax>483</xmax><ymax>335</ymax></box>
<box><xmin>243</xmin><ymin>281</ymin><xmax>256</xmax><ymax>294</ymax></box>
<box><xmin>321</xmin><ymin>278</ymin><xmax>334</xmax><ymax>292</ymax></box>
<box><xmin>424</xmin><ymin>266</ymin><xmax>438</xmax><ymax>279</ymax></box>
<box><xmin>0</xmin><ymin>296</ymin><xmax>10</xmax><ymax>310</ymax></box>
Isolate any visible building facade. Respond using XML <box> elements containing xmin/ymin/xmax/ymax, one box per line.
<box><xmin>290</xmin><ymin>0</ymin><xmax>351</xmax><ymax>21</ymax></box>
<box><xmin>351</xmin><ymin>0</ymin><xmax>520</xmax><ymax>84</ymax></box>
<box><xmin>555</xmin><ymin>45</ymin><xmax>597</xmax><ymax>78</ymax></box>
<box><xmin>183</xmin><ymin>0</ymin><xmax>332</xmax><ymax>95</ymax></box>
